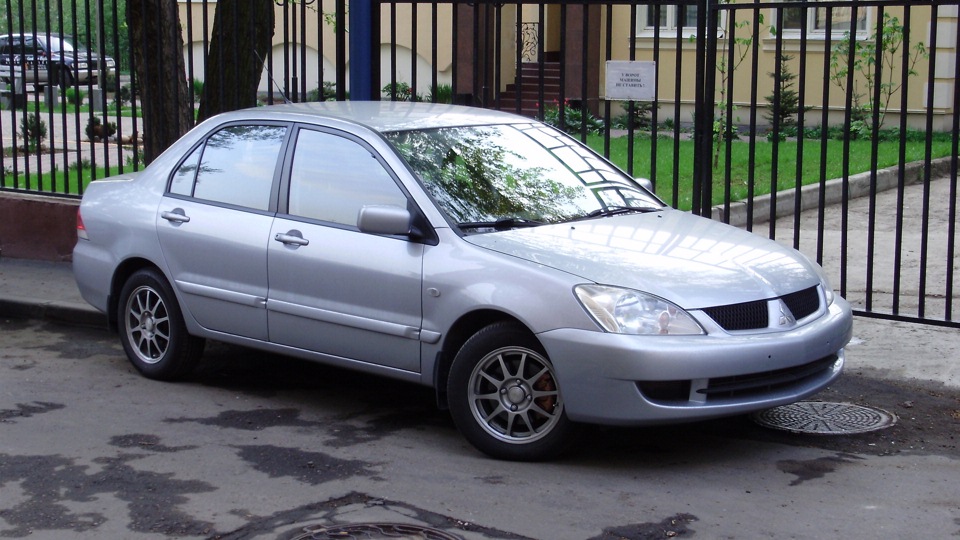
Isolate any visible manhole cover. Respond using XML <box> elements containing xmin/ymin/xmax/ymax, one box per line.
<box><xmin>752</xmin><ymin>401</ymin><xmax>897</xmax><ymax>434</ymax></box>
<box><xmin>294</xmin><ymin>522</ymin><xmax>464</xmax><ymax>540</ymax></box>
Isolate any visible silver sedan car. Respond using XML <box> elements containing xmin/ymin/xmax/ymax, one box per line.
<box><xmin>74</xmin><ymin>102</ymin><xmax>852</xmax><ymax>461</ymax></box>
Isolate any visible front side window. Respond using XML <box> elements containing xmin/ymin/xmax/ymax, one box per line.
<box><xmin>286</xmin><ymin>129</ymin><xmax>407</xmax><ymax>226</ymax></box>
<box><xmin>168</xmin><ymin>124</ymin><xmax>287</xmax><ymax>211</ymax></box>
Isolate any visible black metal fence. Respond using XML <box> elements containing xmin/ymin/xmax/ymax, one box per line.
<box><xmin>1</xmin><ymin>0</ymin><xmax>957</xmax><ymax>328</ymax></box>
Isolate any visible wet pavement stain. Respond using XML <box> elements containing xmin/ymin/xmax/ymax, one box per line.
<box><xmin>165</xmin><ymin>407</ymin><xmax>324</xmax><ymax>432</ymax></box>
<box><xmin>776</xmin><ymin>453</ymin><xmax>863</xmax><ymax>486</ymax></box>
<box><xmin>233</xmin><ymin>445</ymin><xmax>376</xmax><ymax>485</ymax></box>
<box><xmin>0</xmin><ymin>451</ymin><xmax>217</xmax><ymax>537</ymax></box>
<box><xmin>588</xmin><ymin>513</ymin><xmax>698</xmax><ymax>540</ymax></box>
<box><xmin>0</xmin><ymin>402</ymin><xmax>65</xmax><ymax>423</ymax></box>
<box><xmin>109</xmin><ymin>434</ymin><xmax>199</xmax><ymax>453</ymax></box>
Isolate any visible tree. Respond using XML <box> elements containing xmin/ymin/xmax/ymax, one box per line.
<box><xmin>196</xmin><ymin>0</ymin><xmax>275</xmax><ymax>123</ymax></box>
<box><xmin>764</xmin><ymin>54</ymin><xmax>810</xmax><ymax>141</ymax></box>
<box><xmin>128</xmin><ymin>0</ymin><xmax>194</xmax><ymax>164</ymax></box>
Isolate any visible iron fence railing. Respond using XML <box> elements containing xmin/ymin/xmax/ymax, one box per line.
<box><xmin>1</xmin><ymin>0</ymin><xmax>957</xmax><ymax>328</ymax></box>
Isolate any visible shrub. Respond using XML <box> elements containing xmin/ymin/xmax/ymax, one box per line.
<box><xmin>64</xmin><ymin>87</ymin><xmax>86</xmax><ymax>106</ymax></box>
<box><xmin>428</xmin><ymin>83</ymin><xmax>453</xmax><ymax>104</ymax></box>
<box><xmin>541</xmin><ymin>99</ymin><xmax>605</xmax><ymax>135</ymax></box>
<box><xmin>19</xmin><ymin>114</ymin><xmax>47</xmax><ymax>153</ymax></box>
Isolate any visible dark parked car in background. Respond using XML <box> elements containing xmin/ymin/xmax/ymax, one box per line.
<box><xmin>73</xmin><ymin>102</ymin><xmax>853</xmax><ymax>461</ymax></box>
<box><xmin>0</xmin><ymin>32</ymin><xmax>116</xmax><ymax>88</ymax></box>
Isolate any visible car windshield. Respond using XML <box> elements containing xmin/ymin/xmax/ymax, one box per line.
<box><xmin>385</xmin><ymin>123</ymin><xmax>663</xmax><ymax>231</ymax></box>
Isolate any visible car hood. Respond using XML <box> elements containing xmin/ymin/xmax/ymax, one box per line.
<box><xmin>464</xmin><ymin>208</ymin><xmax>822</xmax><ymax>309</ymax></box>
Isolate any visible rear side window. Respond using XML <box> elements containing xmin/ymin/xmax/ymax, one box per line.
<box><xmin>169</xmin><ymin>124</ymin><xmax>287</xmax><ymax>211</ymax></box>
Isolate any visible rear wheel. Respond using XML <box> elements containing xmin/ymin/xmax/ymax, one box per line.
<box><xmin>56</xmin><ymin>67</ymin><xmax>73</xmax><ymax>90</ymax></box>
<box><xmin>117</xmin><ymin>268</ymin><xmax>204</xmax><ymax>381</ymax></box>
<box><xmin>447</xmin><ymin>322</ymin><xmax>579</xmax><ymax>461</ymax></box>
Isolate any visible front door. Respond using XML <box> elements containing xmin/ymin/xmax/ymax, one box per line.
<box><xmin>267</xmin><ymin>127</ymin><xmax>424</xmax><ymax>373</ymax></box>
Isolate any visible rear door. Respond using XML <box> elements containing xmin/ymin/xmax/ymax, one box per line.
<box><xmin>156</xmin><ymin>123</ymin><xmax>289</xmax><ymax>340</ymax></box>
<box><xmin>266</xmin><ymin>126</ymin><xmax>425</xmax><ymax>373</ymax></box>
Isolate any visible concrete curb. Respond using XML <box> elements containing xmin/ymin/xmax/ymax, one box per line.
<box><xmin>0</xmin><ymin>296</ymin><xmax>107</xmax><ymax>328</ymax></box>
<box><xmin>711</xmin><ymin>156</ymin><xmax>956</xmax><ymax>227</ymax></box>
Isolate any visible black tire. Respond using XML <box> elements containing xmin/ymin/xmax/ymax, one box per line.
<box><xmin>117</xmin><ymin>268</ymin><xmax>204</xmax><ymax>381</ymax></box>
<box><xmin>57</xmin><ymin>67</ymin><xmax>73</xmax><ymax>90</ymax></box>
<box><xmin>447</xmin><ymin>321</ymin><xmax>580</xmax><ymax>461</ymax></box>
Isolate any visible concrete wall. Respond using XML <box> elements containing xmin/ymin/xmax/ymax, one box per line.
<box><xmin>0</xmin><ymin>192</ymin><xmax>79</xmax><ymax>261</ymax></box>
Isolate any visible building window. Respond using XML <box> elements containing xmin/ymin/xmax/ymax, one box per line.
<box><xmin>781</xmin><ymin>3</ymin><xmax>868</xmax><ymax>34</ymax></box>
<box><xmin>646</xmin><ymin>5</ymin><xmax>699</xmax><ymax>31</ymax></box>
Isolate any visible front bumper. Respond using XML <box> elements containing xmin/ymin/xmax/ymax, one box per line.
<box><xmin>538</xmin><ymin>298</ymin><xmax>852</xmax><ymax>425</ymax></box>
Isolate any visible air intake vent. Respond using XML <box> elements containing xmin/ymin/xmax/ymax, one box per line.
<box><xmin>703</xmin><ymin>300</ymin><xmax>768</xmax><ymax>331</ymax></box>
<box><xmin>781</xmin><ymin>286</ymin><xmax>820</xmax><ymax>320</ymax></box>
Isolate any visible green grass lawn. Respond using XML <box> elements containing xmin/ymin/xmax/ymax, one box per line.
<box><xmin>589</xmin><ymin>134</ymin><xmax>956</xmax><ymax>211</ymax></box>
<box><xmin>2</xmin><ymin>163</ymin><xmax>127</xmax><ymax>195</ymax></box>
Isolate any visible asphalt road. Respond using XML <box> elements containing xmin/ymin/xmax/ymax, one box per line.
<box><xmin>1</xmin><ymin>317</ymin><xmax>958</xmax><ymax>539</ymax></box>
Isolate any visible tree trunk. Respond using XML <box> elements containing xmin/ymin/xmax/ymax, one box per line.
<box><xmin>196</xmin><ymin>0</ymin><xmax>275</xmax><ymax>123</ymax></box>
<box><xmin>127</xmin><ymin>0</ymin><xmax>194</xmax><ymax>164</ymax></box>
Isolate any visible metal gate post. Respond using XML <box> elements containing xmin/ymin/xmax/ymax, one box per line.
<box><xmin>693</xmin><ymin>0</ymin><xmax>718</xmax><ymax>218</ymax></box>
<box><xmin>349</xmin><ymin>0</ymin><xmax>378</xmax><ymax>100</ymax></box>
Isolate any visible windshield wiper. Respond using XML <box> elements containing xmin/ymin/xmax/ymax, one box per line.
<box><xmin>458</xmin><ymin>217</ymin><xmax>544</xmax><ymax>231</ymax></box>
<box><xmin>573</xmin><ymin>205</ymin><xmax>662</xmax><ymax>221</ymax></box>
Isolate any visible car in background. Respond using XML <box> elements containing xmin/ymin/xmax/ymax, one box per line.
<box><xmin>0</xmin><ymin>32</ymin><xmax>116</xmax><ymax>89</ymax></box>
<box><xmin>73</xmin><ymin>102</ymin><xmax>853</xmax><ymax>461</ymax></box>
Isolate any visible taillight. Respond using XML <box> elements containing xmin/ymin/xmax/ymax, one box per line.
<box><xmin>77</xmin><ymin>209</ymin><xmax>88</xmax><ymax>240</ymax></box>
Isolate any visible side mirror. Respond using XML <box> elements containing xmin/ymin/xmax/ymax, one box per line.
<box><xmin>636</xmin><ymin>177</ymin><xmax>654</xmax><ymax>192</ymax></box>
<box><xmin>357</xmin><ymin>205</ymin><xmax>412</xmax><ymax>236</ymax></box>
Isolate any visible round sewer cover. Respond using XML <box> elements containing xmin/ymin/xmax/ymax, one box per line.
<box><xmin>293</xmin><ymin>523</ymin><xmax>464</xmax><ymax>540</ymax></box>
<box><xmin>752</xmin><ymin>401</ymin><xmax>897</xmax><ymax>434</ymax></box>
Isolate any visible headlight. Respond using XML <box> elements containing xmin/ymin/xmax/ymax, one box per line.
<box><xmin>106</xmin><ymin>59</ymin><xmax>116</xmax><ymax>68</ymax></box>
<box><xmin>574</xmin><ymin>285</ymin><xmax>704</xmax><ymax>335</ymax></box>
<box><xmin>77</xmin><ymin>62</ymin><xmax>88</xmax><ymax>69</ymax></box>
<box><xmin>810</xmin><ymin>262</ymin><xmax>836</xmax><ymax>306</ymax></box>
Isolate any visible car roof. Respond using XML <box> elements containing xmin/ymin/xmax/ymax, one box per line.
<box><xmin>243</xmin><ymin>101</ymin><xmax>532</xmax><ymax>133</ymax></box>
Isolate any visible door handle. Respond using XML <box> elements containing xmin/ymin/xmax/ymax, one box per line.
<box><xmin>161</xmin><ymin>209</ymin><xmax>191</xmax><ymax>223</ymax></box>
<box><xmin>275</xmin><ymin>231</ymin><xmax>310</xmax><ymax>246</ymax></box>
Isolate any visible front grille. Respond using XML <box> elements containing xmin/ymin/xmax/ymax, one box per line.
<box><xmin>702</xmin><ymin>286</ymin><xmax>822</xmax><ymax>331</ymax></box>
<box><xmin>782</xmin><ymin>286</ymin><xmax>820</xmax><ymax>320</ymax></box>
<box><xmin>702</xmin><ymin>300</ymin><xmax>767</xmax><ymax>331</ymax></box>
<box><xmin>636</xmin><ymin>355</ymin><xmax>839</xmax><ymax>404</ymax></box>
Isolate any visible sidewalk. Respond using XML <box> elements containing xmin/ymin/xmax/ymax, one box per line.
<box><xmin>0</xmin><ymin>254</ymin><xmax>957</xmax><ymax>389</ymax></box>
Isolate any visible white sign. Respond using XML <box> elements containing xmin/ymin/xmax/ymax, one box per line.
<box><xmin>605</xmin><ymin>61</ymin><xmax>656</xmax><ymax>101</ymax></box>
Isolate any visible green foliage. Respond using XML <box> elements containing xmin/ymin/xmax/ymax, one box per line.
<box><xmin>830</xmin><ymin>12</ymin><xmax>928</xmax><ymax>135</ymax></box>
<box><xmin>19</xmin><ymin>114</ymin><xmax>47</xmax><ymax>153</ymax></box>
<box><xmin>428</xmin><ymin>83</ymin><xmax>453</xmax><ymax>104</ymax></box>
<box><xmin>382</xmin><ymin>81</ymin><xmax>422</xmax><ymax>102</ymax></box>
<box><xmin>191</xmin><ymin>79</ymin><xmax>204</xmax><ymax>103</ymax></box>
<box><xmin>712</xmin><ymin>15</ymin><xmax>760</xmax><ymax>167</ymax></box>
<box><xmin>306</xmin><ymin>81</ymin><xmax>337</xmax><ymax>102</ymax></box>
<box><xmin>64</xmin><ymin>87</ymin><xmax>86</xmax><ymax>106</ymax></box>
<box><xmin>611</xmin><ymin>101</ymin><xmax>657</xmax><ymax>130</ymax></box>
<box><xmin>70</xmin><ymin>159</ymin><xmax>92</xmax><ymax>172</ymax></box>
<box><xmin>764</xmin><ymin>54</ymin><xmax>811</xmax><ymax>141</ymax></box>
<box><xmin>541</xmin><ymin>99</ymin><xmax>605</xmax><ymax>135</ymax></box>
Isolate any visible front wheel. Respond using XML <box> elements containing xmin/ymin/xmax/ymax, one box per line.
<box><xmin>447</xmin><ymin>322</ymin><xmax>579</xmax><ymax>461</ymax></box>
<box><xmin>117</xmin><ymin>268</ymin><xmax>204</xmax><ymax>381</ymax></box>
